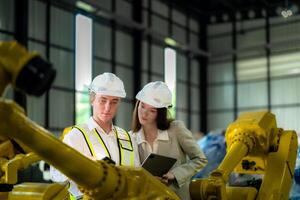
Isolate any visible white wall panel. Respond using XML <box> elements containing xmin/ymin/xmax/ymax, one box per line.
<box><xmin>28</xmin><ymin>41</ymin><xmax>46</xmax><ymax>58</ymax></box>
<box><xmin>173</xmin><ymin>25</ymin><xmax>186</xmax><ymax>44</ymax></box>
<box><xmin>208</xmin><ymin>23</ymin><xmax>231</xmax><ymax>36</ymax></box>
<box><xmin>208</xmin><ymin>84</ymin><xmax>234</xmax><ymax>109</ymax></box>
<box><xmin>237</xmin><ymin>81</ymin><xmax>268</xmax><ymax>108</ymax></box>
<box><xmin>29</xmin><ymin>0</ymin><xmax>46</xmax><ymax>41</ymax></box>
<box><xmin>116</xmin><ymin>31</ymin><xmax>133</xmax><ymax>65</ymax></box>
<box><xmin>50</xmin><ymin>48</ymin><xmax>74</xmax><ymax>88</ymax></box>
<box><xmin>172</xmin><ymin>9</ymin><xmax>186</xmax><ymax>26</ymax></box>
<box><xmin>27</xmin><ymin>95</ymin><xmax>46</xmax><ymax>126</ymax></box>
<box><xmin>152</xmin><ymin>16</ymin><xmax>168</xmax><ymax>36</ymax></box>
<box><xmin>189</xmin><ymin>18</ymin><xmax>199</xmax><ymax>33</ymax></box>
<box><xmin>190</xmin><ymin>33</ymin><xmax>199</xmax><ymax>49</ymax></box>
<box><xmin>191</xmin><ymin>86</ymin><xmax>200</xmax><ymax>112</ymax></box>
<box><xmin>94</xmin><ymin>23</ymin><xmax>111</xmax><ymax>59</ymax></box>
<box><xmin>116</xmin><ymin>66</ymin><xmax>134</xmax><ymax>99</ymax></box>
<box><xmin>176</xmin><ymin>82</ymin><xmax>188</xmax><ymax>109</ymax></box>
<box><xmin>208</xmin><ymin>60</ymin><xmax>233</xmax><ymax>83</ymax></box>
<box><xmin>116</xmin><ymin>0</ymin><xmax>132</xmax><ymax>19</ymax></box>
<box><xmin>176</xmin><ymin>111</ymin><xmax>188</xmax><ymax>126</ymax></box>
<box><xmin>151</xmin><ymin>44</ymin><xmax>164</xmax><ymax>75</ymax></box>
<box><xmin>191</xmin><ymin>59</ymin><xmax>200</xmax><ymax>85</ymax></box>
<box><xmin>177</xmin><ymin>53</ymin><xmax>187</xmax><ymax>81</ymax></box>
<box><xmin>0</xmin><ymin>0</ymin><xmax>14</xmax><ymax>31</ymax></box>
<box><xmin>49</xmin><ymin>90</ymin><xmax>74</xmax><ymax>127</ymax></box>
<box><xmin>271</xmin><ymin>78</ymin><xmax>300</xmax><ymax>105</ymax></box>
<box><xmin>115</xmin><ymin>101</ymin><xmax>133</xmax><ymax>130</ymax></box>
<box><xmin>51</xmin><ymin>6</ymin><xmax>74</xmax><ymax>48</ymax></box>
<box><xmin>191</xmin><ymin>113</ymin><xmax>201</xmax><ymax>133</ymax></box>
<box><xmin>207</xmin><ymin>112</ymin><xmax>234</xmax><ymax>131</ymax></box>
<box><xmin>272</xmin><ymin>107</ymin><xmax>300</xmax><ymax>134</ymax></box>
<box><xmin>93</xmin><ymin>60</ymin><xmax>112</xmax><ymax>76</ymax></box>
<box><xmin>142</xmin><ymin>41</ymin><xmax>148</xmax><ymax>70</ymax></box>
<box><xmin>152</xmin><ymin>0</ymin><xmax>168</xmax><ymax>17</ymax></box>
<box><xmin>151</xmin><ymin>74</ymin><xmax>164</xmax><ymax>82</ymax></box>
<box><xmin>208</xmin><ymin>35</ymin><xmax>232</xmax><ymax>55</ymax></box>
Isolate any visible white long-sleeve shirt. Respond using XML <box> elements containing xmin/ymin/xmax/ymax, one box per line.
<box><xmin>50</xmin><ymin>117</ymin><xmax>140</xmax><ymax>198</ymax></box>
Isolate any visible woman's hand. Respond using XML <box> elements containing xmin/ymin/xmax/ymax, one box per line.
<box><xmin>156</xmin><ymin>172</ymin><xmax>175</xmax><ymax>186</ymax></box>
<box><xmin>155</xmin><ymin>176</ymin><xmax>168</xmax><ymax>185</ymax></box>
<box><xmin>163</xmin><ymin>171</ymin><xmax>175</xmax><ymax>180</ymax></box>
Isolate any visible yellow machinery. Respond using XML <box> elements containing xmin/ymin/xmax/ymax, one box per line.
<box><xmin>0</xmin><ymin>41</ymin><xmax>180</xmax><ymax>200</ymax></box>
<box><xmin>0</xmin><ymin>41</ymin><xmax>298</xmax><ymax>200</ymax></box>
<box><xmin>190</xmin><ymin>111</ymin><xmax>298</xmax><ymax>200</ymax></box>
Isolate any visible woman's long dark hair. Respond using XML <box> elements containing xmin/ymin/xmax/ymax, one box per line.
<box><xmin>131</xmin><ymin>100</ymin><xmax>174</xmax><ymax>132</ymax></box>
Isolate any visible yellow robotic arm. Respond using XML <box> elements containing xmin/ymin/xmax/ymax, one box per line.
<box><xmin>0</xmin><ymin>41</ymin><xmax>179</xmax><ymax>200</ymax></box>
<box><xmin>0</xmin><ymin>41</ymin><xmax>56</xmax><ymax>96</ymax></box>
<box><xmin>0</xmin><ymin>41</ymin><xmax>55</xmax><ymax>185</ymax></box>
<box><xmin>190</xmin><ymin>111</ymin><xmax>298</xmax><ymax>200</ymax></box>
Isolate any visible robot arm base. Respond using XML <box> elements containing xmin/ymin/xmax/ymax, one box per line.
<box><xmin>190</xmin><ymin>173</ymin><xmax>227</xmax><ymax>200</ymax></box>
<box><xmin>9</xmin><ymin>182</ymin><xmax>70</xmax><ymax>200</ymax></box>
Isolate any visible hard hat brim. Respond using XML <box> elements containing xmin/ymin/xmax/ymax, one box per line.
<box><xmin>89</xmin><ymin>88</ymin><xmax>126</xmax><ymax>98</ymax></box>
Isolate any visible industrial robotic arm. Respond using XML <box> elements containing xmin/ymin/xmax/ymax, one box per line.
<box><xmin>0</xmin><ymin>41</ymin><xmax>55</xmax><ymax>96</ymax></box>
<box><xmin>0</xmin><ymin>40</ymin><xmax>59</xmax><ymax>199</ymax></box>
<box><xmin>0</xmin><ymin>41</ymin><xmax>180</xmax><ymax>200</ymax></box>
<box><xmin>190</xmin><ymin>111</ymin><xmax>298</xmax><ymax>200</ymax></box>
<box><xmin>0</xmin><ymin>41</ymin><xmax>55</xmax><ymax>184</ymax></box>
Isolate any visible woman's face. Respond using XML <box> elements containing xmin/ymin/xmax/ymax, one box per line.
<box><xmin>138</xmin><ymin>101</ymin><xmax>158</xmax><ymax>126</ymax></box>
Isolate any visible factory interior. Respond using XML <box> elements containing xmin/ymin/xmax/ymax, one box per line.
<box><xmin>1</xmin><ymin>0</ymin><xmax>300</xmax><ymax>199</ymax></box>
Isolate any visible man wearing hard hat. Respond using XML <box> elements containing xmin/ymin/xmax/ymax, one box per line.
<box><xmin>51</xmin><ymin>72</ymin><xmax>140</xmax><ymax>199</ymax></box>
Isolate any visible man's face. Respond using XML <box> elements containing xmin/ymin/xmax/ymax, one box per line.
<box><xmin>92</xmin><ymin>94</ymin><xmax>121</xmax><ymax>124</ymax></box>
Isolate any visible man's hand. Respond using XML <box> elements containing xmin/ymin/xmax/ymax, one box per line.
<box><xmin>101</xmin><ymin>156</ymin><xmax>116</xmax><ymax>165</ymax></box>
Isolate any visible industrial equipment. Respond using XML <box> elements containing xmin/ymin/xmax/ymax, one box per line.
<box><xmin>0</xmin><ymin>41</ymin><xmax>297</xmax><ymax>200</ymax></box>
<box><xmin>190</xmin><ymin>111</ymin><xmax>298</xmax><ymax>200</ymax></box>
<box><xmin>0</xmin><ymin>41</ymin><xmax>180</xmax><ymax>200</ymax></box>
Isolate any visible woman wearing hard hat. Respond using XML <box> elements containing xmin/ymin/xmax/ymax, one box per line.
<box><xmin>51</xmin><ymin>72</ymin><xmax>140</xmax><ymax>199</ymax></box>
<box><xmin>131</xmin><ymin>81</ymin><xmax>207</xmax><ymax>200</ymax></box>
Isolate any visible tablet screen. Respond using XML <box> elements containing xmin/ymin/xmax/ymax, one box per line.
<box><xmin>141</xmin><ymin>153</ymin><xmax>177</xmax><ymax>177</ymax></box>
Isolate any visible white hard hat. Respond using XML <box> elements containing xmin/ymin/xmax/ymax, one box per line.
<box><xmin>136</xmin><ymin>81</ymin><xmax>172</xmax><ymax>108</ymax></box>
<box><xmin>89</xmin><ymin>72</ymin><xmax>126</xmax><ymax>98</ymax></box>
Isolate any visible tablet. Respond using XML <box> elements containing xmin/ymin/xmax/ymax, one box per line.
<box><xmin>141</xmin><ymin>153</ymin><xmax>177</xmax><ymax>177</ymax></box>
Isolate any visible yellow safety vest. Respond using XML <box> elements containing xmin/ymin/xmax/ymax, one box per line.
<box><xmin>63</xmin><ymin>124</ymin><xmax>135</xmax><ymax>166</ymax></box>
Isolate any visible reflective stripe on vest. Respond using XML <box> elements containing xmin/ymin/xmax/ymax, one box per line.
<box><xmin>73</xmin><ymin>125</ymin><xmax>96</xmax><ymax>157</ymax></box>
<box><xmin>93</xmin><ymin>128</ymin><xmax>111</xmax><ymax>159</ymax></box>
<box><xmin>67</xmin><ymin>181</ymin><xmax>79</xmax><ymax>200</ymax></box>
<box><xmin>116</xmin><ymin>129</ymin><xmax>134</xmax><ymax>166</ymax></box>
<box><xmin>70</xmin><ymin>194</ymin><xmax>76</xmax><ymax>200</ymax></box>
<box><xmin>74</xmin><ymin>125</ymin><xmax>134</xmax><ymax>166</ymax></box>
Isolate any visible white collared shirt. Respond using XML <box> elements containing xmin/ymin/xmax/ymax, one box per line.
<box><xmin>88</xmin><ymin>117</ymin><xmax>120</xmax><ymax>163</ymax></box>
<box><xmin>135</xmin><ymin>128</ymin><xmax>169</xmax><ymax>163</ymax></box>
<box><xmin>63</xmin><ymin>117</ymin><xmax>120</xmax><ymax>164</ymax></box>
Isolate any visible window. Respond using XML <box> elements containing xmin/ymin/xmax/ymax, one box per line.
<box><xmin>75</xmin><ymin>14</ymin><xmax>92</xmax><ymax>124</ymax></box>
<box><xmin>164</xmin><ymin>47</ymin><xmax>176</xmax><ymax>117</ymax></box>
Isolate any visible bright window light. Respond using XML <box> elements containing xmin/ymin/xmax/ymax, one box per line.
<box><xmin>164</xmin><ymin>37</ymin><xmax>177</xmax><ymax>47</ymax></box>
<box><xmin>76</xmin><ymin>1</ymin><xmax>96</xmax><ymax>12</ymax></box>
<box><xmin>75</xmin><ymin>14</ymin><xmax>92</xmax><ymax>124</ymax></box>
<box><xmin>164</xmin><ymin>47</ymin><xmax>177</xmax><ymax>117</ymax></box>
